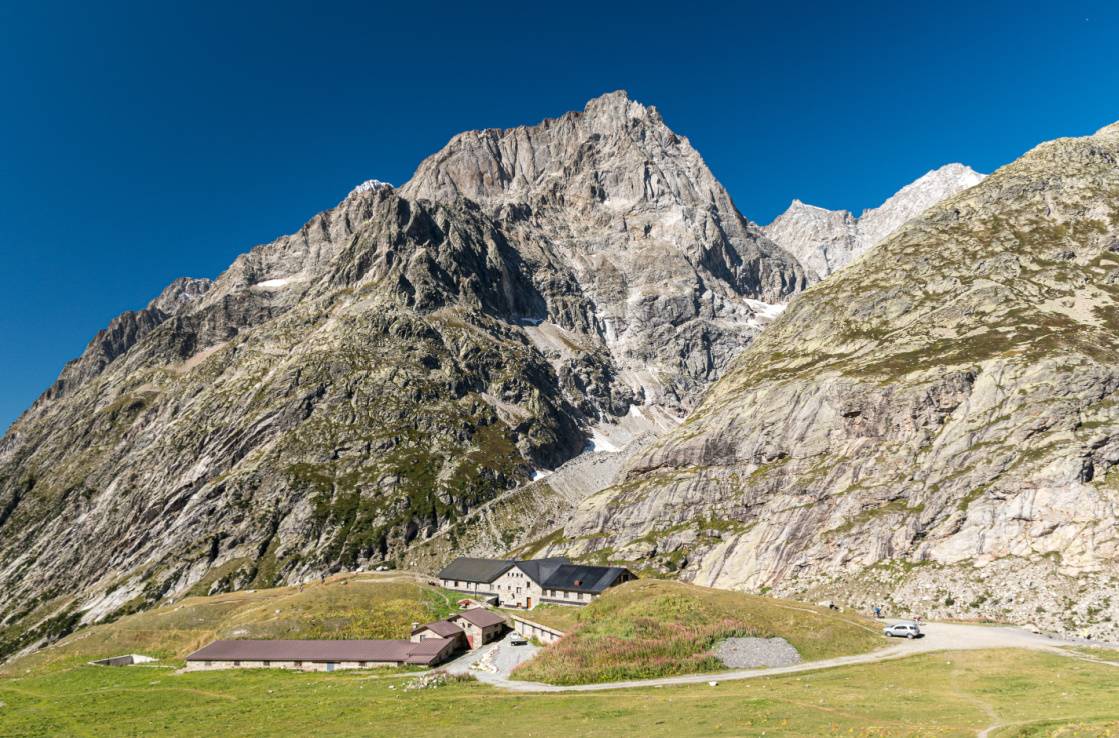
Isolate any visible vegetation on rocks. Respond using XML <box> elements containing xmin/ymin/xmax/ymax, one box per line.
<box><xmin>0</xmin><ymin>91</ymin><xmax>806</xmax><ymax>648</ymax></box>
<box><xmin>555</xmin><ymin>122</ymin><xmax>1119</xmax><ymax>640</ymax></box>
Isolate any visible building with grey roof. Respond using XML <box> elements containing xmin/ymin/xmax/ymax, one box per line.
<box><xmin>438</xmin><ymin>556</ymin><xmax>636</xmax><ymax>610</ymax></box>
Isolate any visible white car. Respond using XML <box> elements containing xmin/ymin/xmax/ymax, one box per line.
<box><xmin>883</xmin><ymin>622</ymin><xmax>923</xmax><ymax>639</ymax></box>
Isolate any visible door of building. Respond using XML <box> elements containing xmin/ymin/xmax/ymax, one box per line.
<box><xmin>526</xmin><ymin>596</ymin><xmax>532</xmax><ymax>609</ymax></box>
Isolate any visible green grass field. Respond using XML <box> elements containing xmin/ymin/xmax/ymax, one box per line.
<box><xmin>2</xmin><ymin>649</ymin><xmax>1118</xmax><ymax>736</ymax></box>
<box><xmin>4</xmin><ymin>575</ymin><xmax>1119</xmax><ymax>736</ymax></box>
<box><xmin>0</xmin><ymin>574</ymin><xmax>461</xmax><ymax>677</ymax></box>
<box><xmin>515</xmin><ymin>579</ymin><xmax>881</xmax><ymax>684</ymax></box>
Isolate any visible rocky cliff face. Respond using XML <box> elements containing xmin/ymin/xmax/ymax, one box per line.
<box><xmin>765</xmin><ymin>164</ymin><xmax>985</xmax><ymax>279</ymax></box>
<box><xmin>0</xmin><ymin>92</ymin><xmax>805</xmax><ymax>658</ymax></box>
<box><xmin>555</xmin><ymin>123</ymin><xmax>1119</xmax><ymax>639</ymax></box>
<box><xmin>403</xmin><ymin>91</ymin><xmax>805</xmax><ymax>413</ymax></box>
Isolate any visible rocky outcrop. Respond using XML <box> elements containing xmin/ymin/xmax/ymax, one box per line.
<box><xmin>555</xmin><ymin>122</ymin><xmax>1119</xmax><ymax>639</ymax></box>
<box><xmin>0</xmin><ymin>92</ymin><xmax>805</xmax><ymax>659</ymax></box>
<box><xmin>35</xmin><ymin>278</ymin><xmax>213</xmax><ymax>404</ymax></box>
<box><xmin>765</xmin><ymin>163</ymin><xmax>985</xmax><ymax>279</ymax></box>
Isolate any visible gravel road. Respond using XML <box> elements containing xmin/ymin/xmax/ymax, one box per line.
<box><xmin>443</xmin><ymin>621</ymin><xmax>1119</xmax><ymax>693</ymax></box>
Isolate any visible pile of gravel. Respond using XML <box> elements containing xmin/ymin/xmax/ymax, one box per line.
<box><xmin>714</xmin><ymin>637</ymin><xmax>801</xmax><ymax>668</ymax></box>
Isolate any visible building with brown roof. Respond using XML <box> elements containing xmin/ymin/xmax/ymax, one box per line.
<box><xmin>447</xmin><ymin>608</ymin><xmax>506</xmax><ymax>649</ymax></box>
<box><xmin>184</xmin><ymin>637</ymin><xmax>458</xmax><ymax>672</ymax></box>
<box><xmin>410</xmin><ymin>620</ymin><xmax>468</xmax><ymax>650</ymax></box>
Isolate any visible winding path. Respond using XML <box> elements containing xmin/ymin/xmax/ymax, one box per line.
<box><xmin>446</xmin><ymin>622</ymin><xmax>1119</xmax><ymax>694</ymax></box>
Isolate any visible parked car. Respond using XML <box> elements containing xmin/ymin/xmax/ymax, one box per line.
<box><xmin>509</xmin><ymin>634</ymin><xmax>528</xmax><ymax>646</ymax></box>
<box><xmin>883</xmin><ymin>622</ymin><xmax>923</xmax><ymax>639</ymax></box>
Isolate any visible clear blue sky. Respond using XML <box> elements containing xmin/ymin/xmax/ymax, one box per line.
<box><xmin>1</xmin><ymin>0</ymin><xmax>1117</xmax><ymax>431</ymax></box>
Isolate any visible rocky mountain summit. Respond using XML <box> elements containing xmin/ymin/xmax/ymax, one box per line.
<box><xmin>554</xmin><ymin>122</ymin><xmax>1119</xmax><ymax>638</ymax></box>
<box><xmin>0</xmin><ymin>92</ymin><xmax>805</xmax><ymax>658</ymax></box>
<box><xmin>402</xmin><ymin>90</ymin><xmax>805</xmax><ymax>414</ymax></box>
<box><xmin>765</xmin><ymin>163</ymin><xmax>985</xmax><ymax>279</ymax></box>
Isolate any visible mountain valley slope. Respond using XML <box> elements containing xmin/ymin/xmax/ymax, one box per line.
<box><xmin>0</xmin><ymin>92</ymin><xmax>805</xmax><ymax>658</ymax></box>
<box><xmin>552</xmin><ymin>121</ymin><xmax>1119</xmax><ymax>639</ymax></box>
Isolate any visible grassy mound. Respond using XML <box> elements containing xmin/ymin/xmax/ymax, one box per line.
<box><xmin>513</xmin><ymin>579</ymin><xmax>880</xmax><ymax>684</ymax></box>
<box><xmin>1</xmin><ymin>573</ymin><xmax>461</xmax><ymax>676</ymax></box>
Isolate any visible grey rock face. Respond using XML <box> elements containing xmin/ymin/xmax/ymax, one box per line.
<box><xmin>404</xmin><ymin>91</ymin><xmax>806</xmax><ymax>413</ymax></box>
<box><xmin>556</xmin><ymin>122</ymin><xmax>1119</xmax><ymax>639</ymax></box>
<box><xmin>764</xmin><ymin>164</ymin><xmax>985</xmax><ymax>279</ymax></box>
<box><xmin>0</xmin><ymin>92</ymin><xmax>805</xmax><ymax>658</ymax></box>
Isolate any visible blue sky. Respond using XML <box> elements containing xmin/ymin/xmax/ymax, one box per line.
<box><xmin>1</xmin><ymin>0</ymin><xmax>1117</xmax><ymax>430</ymax></box>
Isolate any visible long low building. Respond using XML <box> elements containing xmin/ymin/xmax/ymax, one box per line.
<box><xmin>184</xmin><ymin>637</ymin><xmax>458</xmax><ymax>672</ymax></box>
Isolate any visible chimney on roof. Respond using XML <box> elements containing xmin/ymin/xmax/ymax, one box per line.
<box><xmin>574</xmin><ymin>579</ymin><xmax>583</xmax><ymax>586</ymax></box>
<box><xmin>412</xmin><ymin>622</ymin><xmax>419</xmax><ymax>631</ymax></box>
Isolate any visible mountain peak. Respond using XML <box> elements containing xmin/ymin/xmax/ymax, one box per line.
<box><xmin>583</xmin><ymin>89</ymin><xmax>632</xmax><ymax>110</ymax></box>
<box><xmin>348</xmin><ymin>179</ymin><xmax>393</xmax><ymax>197</ymax></box>
<box><xmin>581</xmin><ymin>89</ymin><xmax>654</xmax><ymax>121</ymax></box>
<box><xmin>1094</xmin><ymin>120</ymin><xmax>1119</xmax><ymax>139</ymax></box>
<box><xmin>765</xmin><ymin>163</ymin><xmax>985</xmax><ymax>279</ymax></box>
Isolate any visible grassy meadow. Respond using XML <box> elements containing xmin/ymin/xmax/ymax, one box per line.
<box><xmin>3</xmin><ymin>649</ymin><xmax>1119</xmax><ymax>736</ymax></box>
<box><xmin>4</xmin><ymin>574</ymin><xmax>1119</xmax><ymax>736</ymax></box>
<box><xmin>514</xmin><ymin>579</ymin><xmax>882</xmax><ymax>684</ymax></box>
<box><xmin>0</xmin><ymin>574</ymin><xmax>461</xmax><ymax>677</ymax></box>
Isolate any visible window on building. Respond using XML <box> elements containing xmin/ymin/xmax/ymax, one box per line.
<box><xmin>294</xmin><ymin>661</ymin><xmax>302</xmax><ymax>667</ymax></box>
<box><xmin>263</xmin><ymin>660</ymin><xmax>271</xmax><ymax>667</ymax></box>
<box><xmin>205</xmin><ymin>661</ymin><xmax>212</xmax><ymax>667</ymax></box>
<box><xmin>233</xmin><ymin>660</ymin><xmax>241</xmax><ymax>667</ymax></box>
<box><xmin>564</xmin><ymin>590</ymin><xmax>570</xmax><ymax>599</ymax></box>
<box><xmin>359</xmin><ymin>661</ymin><xmax>367</xmax><ymax>667</ymax></box>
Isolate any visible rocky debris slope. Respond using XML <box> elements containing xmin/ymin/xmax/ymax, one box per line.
<box><xmin>555</xmin><ymin>122</ymin><xmax>1119</xmax><ymax>639</ymax></box>
<box><xmin>0</xmin><ymin>92</ymin><xmax>805</xmax><ymax>659</ymax></box>
<box><xmin>765</xmin><ymin>164</ymin><xmax>985</xmax><ymax>279</ymax></box>
<box><xmin>714</xmin><ymin>637</ymin><xmax>800</xmax><ymax>668</ymax></box>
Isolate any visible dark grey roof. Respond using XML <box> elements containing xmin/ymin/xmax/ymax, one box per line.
<box><xmin>412</xmin><ymin>621</ymin><xmax>464</xmax><ymax>638</ymax></box>
<box><xmin>514</xmin><ymin>557</ymin><xmax>570</xmax><ymax>586</ymax></box>
<box><xmin>437</xmin><ymin>557</ymin><xmax>514</xmax><ymax>583</ymax></box>
<box><xmin>541</xmin><ymin>564</ymin><xmax>630</xmax><ymax>593</ymax></box>
<box><xmin>451</xmin><ymin>608</ymin><xmax>507</xmax><ymax>628</ymax></box>
<box><xmin>185</xmin><ymin>638</ymin><xmax>455</xmax><ymax>665</ymax></box>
